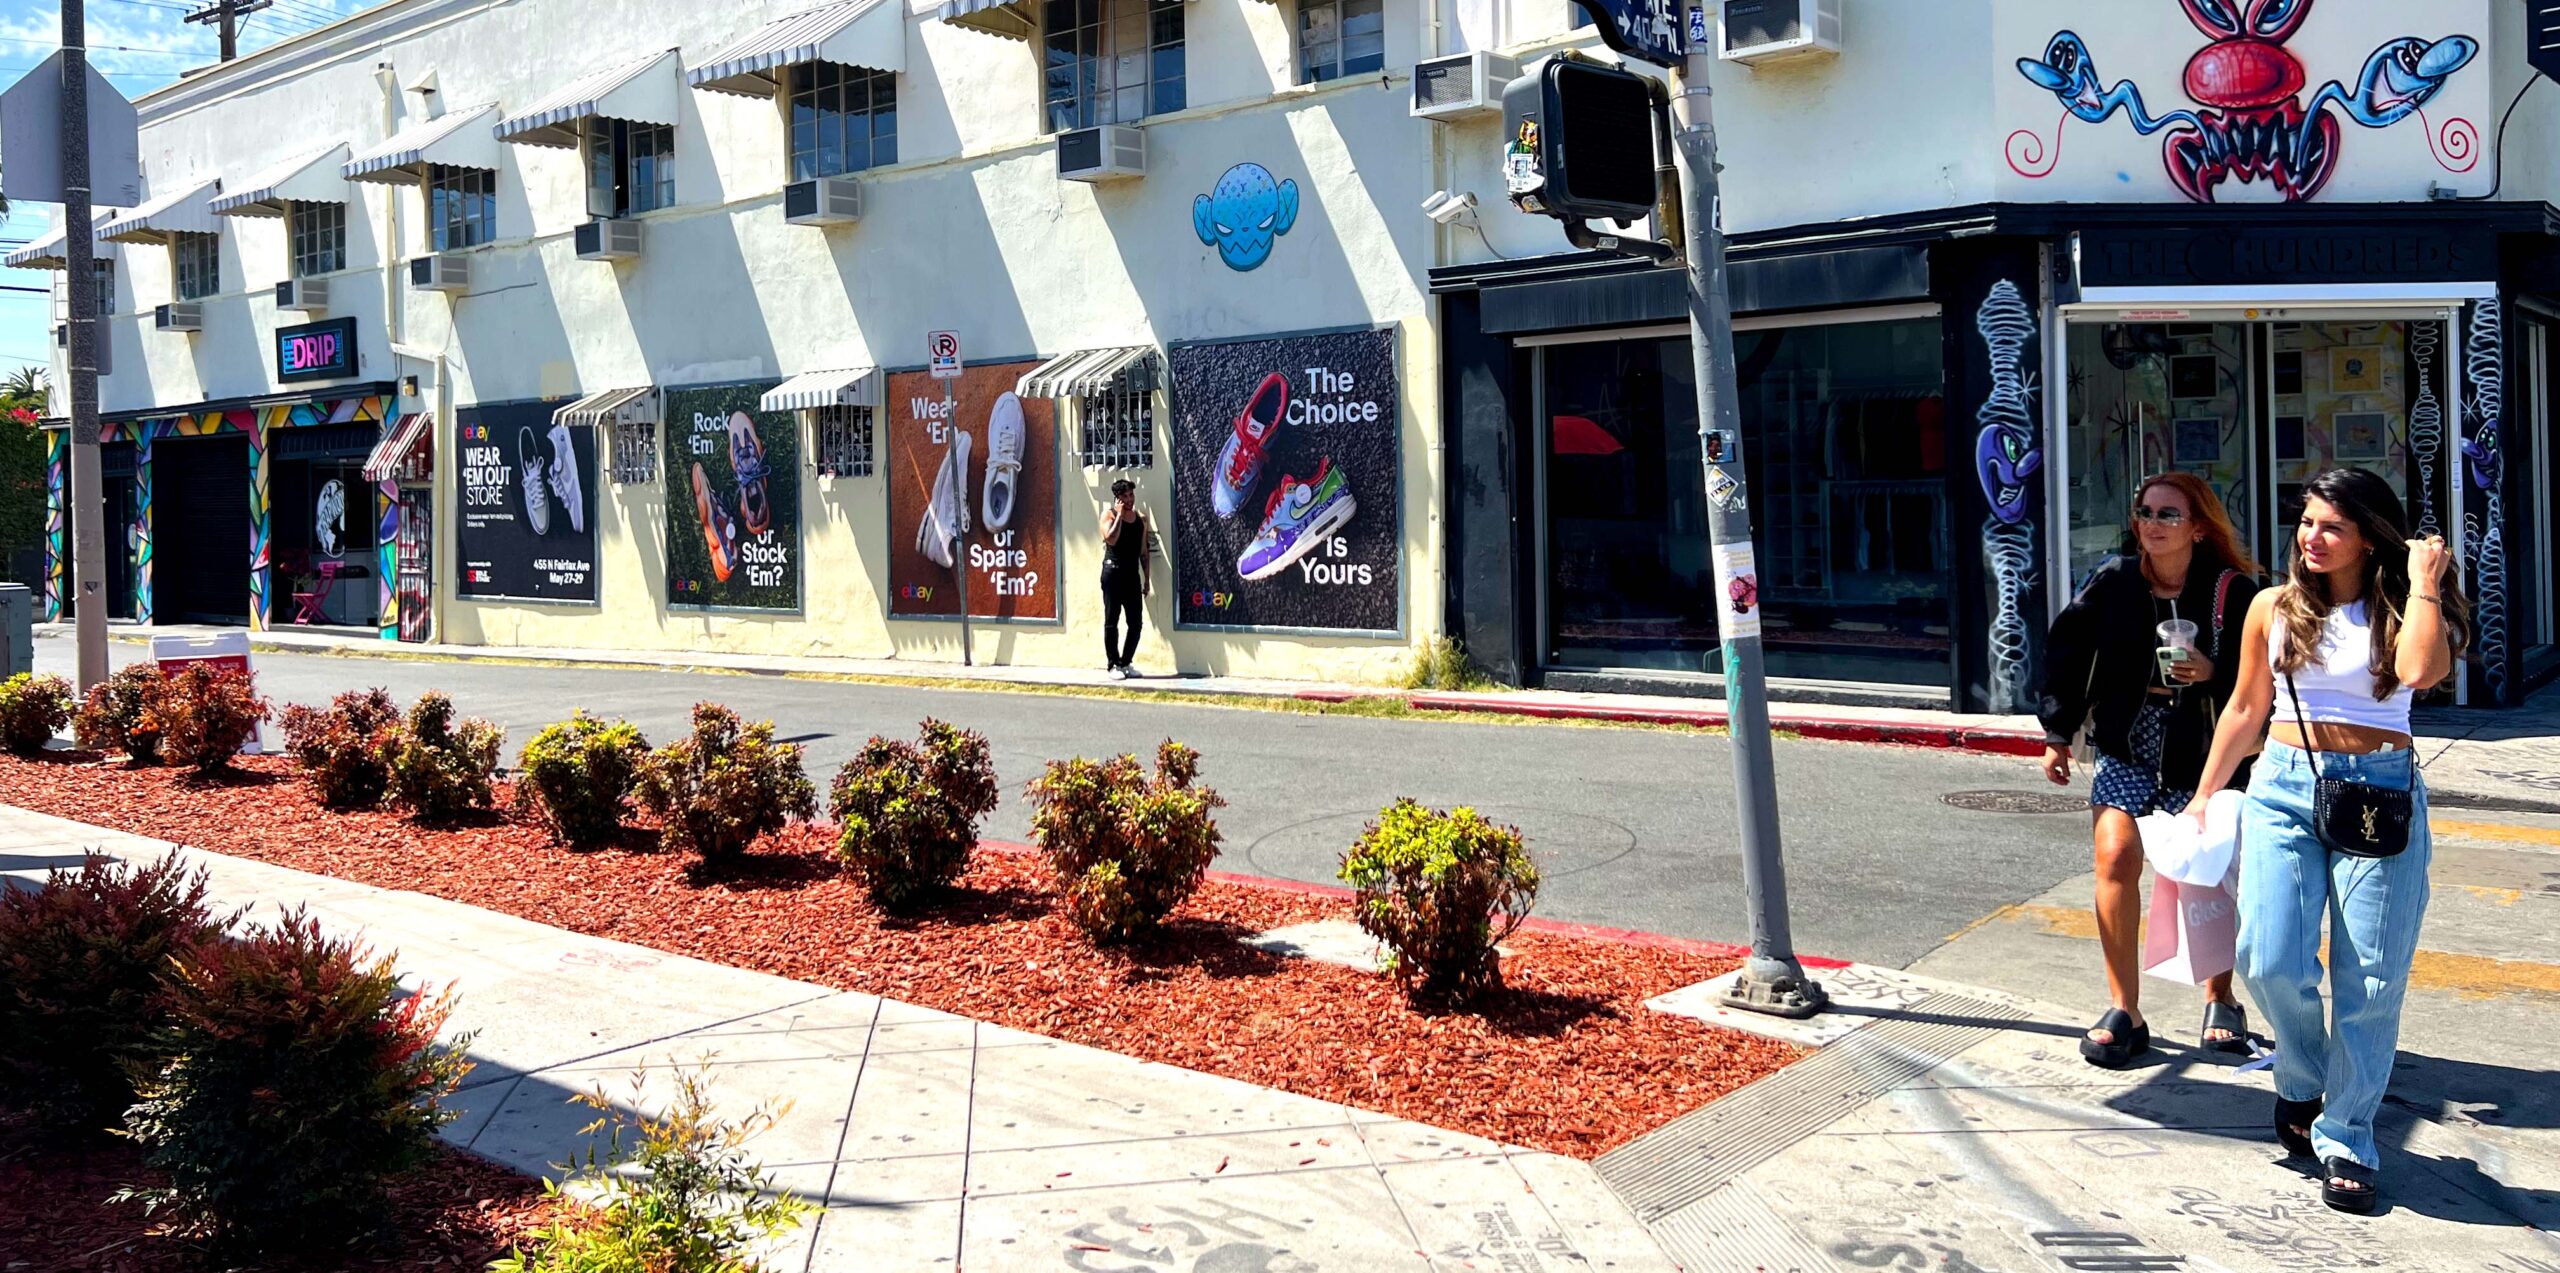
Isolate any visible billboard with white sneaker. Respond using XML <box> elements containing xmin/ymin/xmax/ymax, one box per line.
<box><xmin>1168</xmin><ymin>328</ymin><xmax>1399</xmax><ymax>634</ymax></box>
<box><xmin>663</xmin><ymin>383</ymin><xmax>802</xmax><ymax>612</ymax></box>
<box><xmin>886</xmin><ymin>358</ymin><xmax>1061</xmax><ymax>622</ymax></box>
<box><xmin>453</xmin><ymin>399</ymin><xmax>599</xmax><ymax>604</ymax></box>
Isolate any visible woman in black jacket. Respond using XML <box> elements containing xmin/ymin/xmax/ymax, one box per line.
<box><xmin>2038</xmin><ymin>472</ymin><xmax>2264</xmax><ymax>1068</ymax></box>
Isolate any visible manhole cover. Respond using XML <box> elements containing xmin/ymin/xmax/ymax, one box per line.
<box><xmin>1941</xmin><ymin>790</ymin><xmax>2088</xmax><ymax>814</ymax></box>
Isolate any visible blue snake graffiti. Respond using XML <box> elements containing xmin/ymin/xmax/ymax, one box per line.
<box><xmin>1975</xmin><ymin>279</ymin><xmax>2040</xmax><ymax>712</ymax></box>
<box><xmin>1194</xmin><ymin>163</ymin><xmax>1300</xmax><ymax>272</ymax></box>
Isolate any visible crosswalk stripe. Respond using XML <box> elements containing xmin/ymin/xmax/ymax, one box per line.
<box><xmin>1997</xmin><ymin>903</ymin><xmax>2560</xmax><ymax>1000</ymax></box>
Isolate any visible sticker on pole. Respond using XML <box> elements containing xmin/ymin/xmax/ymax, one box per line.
<box><xmin>1715</xmin><ymin>543</ymin><xmax>1761</xmax><ymax>642</ymax></box>
<box><xmin>1706</xmin><ymin>466</ymin><xmax>1744</xmax><ymax>513</ymax></box>
<box><xmin>1687</xmin><ymin>5</ymin><xmax>1708</xmax><ymax>45</ymax></box>
<box><xmin>927</xmin><ymin>330</ymin><xmax>964</xmax><ymax>380</ymax></box>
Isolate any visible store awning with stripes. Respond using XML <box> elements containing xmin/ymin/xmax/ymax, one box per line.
<box><xmin>361</xmin><ymin>413</ymin><xmax>435</xmax><ymax>482</ymax></box>
<box><xmin>344</xmin><ymin>104</ymin><xmax>502</xmax><ymax>184</ymax></box>
<box><xmin>99</xmin><ymin>181</ymin><xmax>222</xmax><ymax>245</ymax></box>
<box><xmin>554</xmin><ymin>386</ymin><xmax>660</xmax><ymax>429</ymax></box>
<box><xmin>761</xmin><ymin>367</ymin><xmax>882</xmax><ymax>412</ymax></box>
<box><xmin>933</xmin><ymin>0</ymin><xmax>1035</xmax><ymax>41</ymax></box>
<box><xmin>497</xmin><ymin>49</ymin><xmax>683</xmax><ymax>149</ymax></box>
<box><xmin>211</xmin><ymin>145</ymin><xmax>351</xmax><ymax>217</ymax></box>
<box><xmin>1014</xmin><ymin>346</ymin><xmax>1160</xmax><ymax>399</ymax></box>
<box><xmin>691</xmin><ymin>0</ymin><xmax>903</xmax><ymax>97</ymax></box>
<box><xmin>3</xmin><ymin>212</ymin><xmax>112</xmax><ymax>270</ymax></box>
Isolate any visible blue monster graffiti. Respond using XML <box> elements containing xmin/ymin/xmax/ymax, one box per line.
<box><xmin>1194</xmin><ymin>163</ymin><xmax>1300</xmax><ymax>272</ymax></box>
<box><xmin>1975</xmin><ymin>279</ymin><xmax>2040</xmax><ymax>712</ymax></box>
<box><xmin>2010</xmin><ymin>0</ymin><xmax>2478</xmax><ymax>202</ymax></box>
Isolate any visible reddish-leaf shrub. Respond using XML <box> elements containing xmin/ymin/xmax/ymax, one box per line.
<box><xmin>1027</xmin><ymin>741</ymin><xmax>1225</xmax><ymax>942</ymax></box>
<box><xmin>0</xmin><ymin>672</ymin><xmax>74</xmax><ymax>756</ymax></box>
<box><xmin>386</xmin><ymin>691</ymin><xmax>504</xmax><ymax>823</ymax></box>
<box><xmin>1340</xmin><ymin>800</ymin><xmax>1539</xmax><ymax>1002</ymax></box>
<box><xmin>150</xmin><ymin>665</ymin><xmax>270</xmax><ymax>775</ymax></box>
<box><xmin>279</xmin><ymin>688</ymin><xmax>402</xmax><ymax>809</ymax></box>
<box><xmin>634</xmin><ymin>703</ymin><xmax>815</xmax><ymax>859</ymax></box>
<box><xmin>0</xmin><ymin>853</ymin><xmax>225</xmax><ymax>1130</ymax></box>
<box><xmin>514</xmin><ymin>713</ymin><xmax>649</xmax><ymax>848</ymax></box>
<box><xmin>120</xmin><ymin>910</ymin><xmax>471</xmax><ymax>1254</ymax></box>
<box><xmin>829</xmin><ymin>719</ymin><xmax>998</xmax><ymax>912</ymax></box>
<box><xmin>74</xmin><ymin>664</ymin><xmax>166</xmax><ymax>764</ymax></box>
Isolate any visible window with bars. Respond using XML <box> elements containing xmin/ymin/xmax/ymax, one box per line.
<box><xmin>427</xmin><ymin>165</ymin><xmax>497</xmax><ymax>250</ymax></box>
<box><xmin>610</xmin><ymin>421</ymin><xmax>659</xmax><ymax>483</ymax></box>
<box><xmin>1076</xmin><ymin>388</ymin><xmax>1155</xmax><ymax>469</ymax></box>
<box><xmin>812</xmin><ymin>405</ymin><xmax>875</xmax><ymax>478</ymax></box>
<box><xmin>290</xmin><ymin>201</ymin><xmax>347</xmax><ymax>277</ymax></box>
<box><xmin>588</xmin><ymin>118</ymin><xmax>677</xmax><ymax>217</ymax></box>
<box><xmin>1042</xmin><ymin>0</ymin><xmax>1184</xmax><ymax>132</ymax></box>
<box><xmin>1297</xmin><ymin>0</ymin><xmax>1385</xmax><ymax>84</ymax></box>
<box><xmin>172</xmin><ymin>232</ymin><xmax>220</xmax><ymax>301</ymax></box>
<box><xmin>789</xmin><ymin>63</ymin><xmax>899</xmax><ymax>181</ymax></box>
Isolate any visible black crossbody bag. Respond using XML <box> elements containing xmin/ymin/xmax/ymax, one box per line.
<box><xmin>2281</xmin><ymin>670</ymin><xmax>2413</xmax><ymax>858</ymax></box>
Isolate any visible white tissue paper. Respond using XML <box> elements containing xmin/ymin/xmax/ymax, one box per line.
<box><xmin>2137</xmin><ymin>789</ymin><xmax>2246</xmax><ymax>888</ymax></box>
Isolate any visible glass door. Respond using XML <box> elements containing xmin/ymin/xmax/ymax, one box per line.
<box><xmin>2063</xmin><ymin>321</ymin><xmax>2255</xmax><ymax>586</ymax></box>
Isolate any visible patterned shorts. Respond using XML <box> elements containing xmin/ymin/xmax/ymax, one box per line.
<box><xmin>2090</xmin><ymin>701</ymin><xmax>2194</xmax><ymax>817</ymax></box>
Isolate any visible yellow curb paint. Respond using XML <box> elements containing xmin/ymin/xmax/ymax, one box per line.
<box><xmin>2013</xmin><ymin>904</ymin><xmax>2100</xmax><ymax>940</ymax></box>
<box><xmin>2461</xmin><ymin>885</ymin><xmax>2524</xmax><ymax>907</ymax></box>
<box><xmin>1999</xmin><ymin>904</ymin><xmax>2559</xmax><ymax>999</ymax></box>
<box><xmin>2431</xmin><ymin>818</ymin><xmax>2560</xmax><ymax>848</ymax></box>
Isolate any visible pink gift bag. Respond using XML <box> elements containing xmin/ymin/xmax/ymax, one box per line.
<box><xmin>2142</xmin><ymin>875</ymin><xmax>2238</xmax><ymax>985</ymax></box>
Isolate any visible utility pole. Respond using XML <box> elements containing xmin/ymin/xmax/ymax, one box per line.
<box><xmin>185</xmin><ymin>0</ymin><xmax>272</xmax><ymax>62</ymax></box>
<box><xmin>61</xmin><ymin>0</ymin><xmax>109</xmax><ymax>694</ymax></box>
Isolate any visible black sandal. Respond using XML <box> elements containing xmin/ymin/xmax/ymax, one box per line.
<box><xmin>2079</xmin><ymin>1008</ymin><xmax>2151</xmax><ymax>1069</ymax></box>
<box><xmin>2322</xmin><ymin>1157</ymin><xmax>2378</xmax><ymax>1214</ymax></box>
<box><xmin>2201</xmin><ymin>1000</ymin><xmax>2251</xmax><ymax>1056</ymax></box>
<box><xmin>2274</xmin><ymin>1096</ymin><xmax>2321</xmax><ymax>1159</ymax></box>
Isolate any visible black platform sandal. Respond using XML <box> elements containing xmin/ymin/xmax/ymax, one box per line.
<box><xmin>2274</xmin><ymin>1096</ymin><xmax>2321</xmax><ymax>1159</ymax></box>
<box><xmin>2201</xmin><ymin>1000</ymin><xmax>2251</xmax><ymax>1056</ymax></box>
<box><xmin>2079</xmin><ymin>1007</ymin><xmax>2150</xmax><ymax>1069</ymax></box>
<box><xmin>2322</xmin><ymin>1157</ymin><xmax>2378</xmax><ymax>1214</ymax></box>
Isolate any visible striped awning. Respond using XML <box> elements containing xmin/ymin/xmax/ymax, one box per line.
<box><xmin>691</xmin><ymin>0</ymin><xmax>902</xmax><ymax>98</ymax></box>
<box><xmin>361</xmin><ymin>413</ymin><xmax>434</xmax><ymax>482</ymax></box>
<box><xmin>344</xmin><ymin>104</ymin><xmax>502</xmax><ymax>184</ymax></box>
<box><xmin>497</xmin><ymin>50</ymin><xmax>682</xmax><ymax>149</ymax></box>
<box><xmin>1015</xmin><ymin>346</ymin><xmax>1159</xmax><ymax>399</ymax></box>
<box><xmin>99</xmin><ymin>181</ymin><xmax>222</xmax><ymax>245</ymax></box>
<box><xmin>211</xmin><ymin>145</ymin><xmax>352</xmax><ymax>217</ymax></box>
<box><xmin>555</xmin><ymin>386</ymin><xmax>659</xmax><ymax>429</ymax></box>
<box><xmin>934</xmin><ymin>0</ymin><xmax>1035</xmax><ymax>41</ymax></box>
<box><xmin>761</xmin><ymin>367</ymin><xmax>881</xmax><ymax>412</ymax></box>
<box><xmin>3</xmin><ymin>212</ymin><xmax>112</xmax><ymax>270</ymax></box>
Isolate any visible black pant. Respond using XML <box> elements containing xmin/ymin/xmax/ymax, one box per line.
<box><xmin>1101</xmin><ymin>576</ymin><xmax>1142</xmax><ymax>667</ymax></box>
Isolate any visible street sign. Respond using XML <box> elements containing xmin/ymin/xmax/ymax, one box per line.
<box><xmin>1570</xmin><ymin>0</ymin><xmax>1684</xmax><ymax>68</ymax></box>
<box><xmin>1</xmin><ymin>51</ymin><xmax>142</xmax><ymax>207</ymax></box>
<box><xmin>928</xmin><ymin>330</ymin><xmax>963</xmax><ymax>380</ymax></box>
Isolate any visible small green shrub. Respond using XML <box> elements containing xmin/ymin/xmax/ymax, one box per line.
<box><xmin>74</xmin><ymin>663</ymin><xmax>166</xmax><ymax>764</ymax></box>
<box><xmin>490</xmin><ymin>1066</ymin><xmax>809</xmax><ymax>1273</ymax></box>
<box><xmin>0</xmin><ymin>852</ymin><xmax>225</xmax><ymax>1130</ymax></box>
<box><xmin>1339</xmin><ymin>800</ymin><xmax>1539</xmax><ymax>1001</ymax></box>
<box><xmin>516</xmin><ymin>713</ymin><xmax>650</xmax><ymax>848</ymax></box>
<box><xmin>151</xmin><ymin>664</ymin><xmax>270</xmax><ymax>775</ymax></box>
<box><xmin>118</xmin><ymin>910</ymin><xmax>470</xmax><ymax>1253</ymax></box>
<box><xmin>1400</xmin><ymin>636</ymin><xmax>1490</xmax><ymax>692</ymax></box>
<box><xmin>0</xmin><ymin>671</ymin><xmax>74</xmax><ymax>756</ymax></box>
<box><xmin>278</xmin><ymin>687</ymin><xmax>401</xmax><ymax>809</ymax></box>
<box><xmin>634</xmin><ymin>703</ymin><xmax>816</xmax><ymax>859</ymax></box>
<box><xmin>385</xmin><ymin>691</ymin><xmax>504</xmax><ymax>823</ymax></box>
<box><xmin>829</xmin><ymin>719</ymin><xmax>998</xmax><ymax>911</ymax></box>
<box><xmin>1026</xmin><ymin>741</ymin><xmax>1225</xmax><ymax>942</ymax></box>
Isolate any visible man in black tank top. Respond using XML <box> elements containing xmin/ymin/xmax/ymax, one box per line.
<box><xmin>1100</xmin><ymin>478</ymin><xmax>1150</xmax><ymax>677</ymax></box>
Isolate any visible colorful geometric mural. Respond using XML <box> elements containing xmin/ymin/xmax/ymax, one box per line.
<box><xmin>42</xmin><ymin>431</ymin><xmax>65</xmax><ymax>622</ymax></box>
<box><xmin>133</xmin><ymin>430</ymin><xmax>155</xmax><ymax>625</ymax></box>
<box><xmin>376</xmin><ymin>474</ymin><xmax>400</xmax><ymax>640</ymax></box>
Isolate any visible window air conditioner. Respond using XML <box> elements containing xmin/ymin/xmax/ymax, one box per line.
<box><xmin>1720</xmin><ymin>0</ymin><xmax>1843</xmax><ymax>65</ymax></box>
<box><xmin>409</xmin><ymin>253</ymin><xmax>472</xmax><ymax>293</ymax></box>
<box><xmin>1411</xmin><ymin>51</ymin><xmax>1518</xmax><ymax>121</ymax></box>
<box><xmin>783</xmin><ymin>177</ymin><xmax>863</xmax><ymax>226</ymax></box>
<box><xmin>155</xmin><ymin>302</ymin><xmax>204</xmax><ymax>333</ymax></box>
<box><xmin>575</xmin><ymin>218</ymin><xmax>645</xmax><ymax>261</ymax></box>
<box><xmin>275</xmin><ymin>278</ymin><xmax>331</xmax><ymax>314</ymax></box>
<box><xmin>1057</xmin><ymin>125</ymin><xmax>1146</xmax><ymax>183</ymax></box>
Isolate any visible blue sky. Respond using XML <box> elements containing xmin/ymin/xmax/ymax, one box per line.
<box><xmin>1</xmin><ymin>0</ymin><xmax>377</xmax><ymax>389</ymax></box>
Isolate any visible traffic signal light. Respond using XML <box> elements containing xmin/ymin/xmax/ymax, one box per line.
<box><xmin>1500</xmin><ymin>55</ymin><xmax>1662</xmax><ymax>224</ymax></box>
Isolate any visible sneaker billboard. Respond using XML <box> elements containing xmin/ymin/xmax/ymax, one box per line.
<box><xmin>886</xmin><ymin>358</ymin><xmax>1061</xmax><ymax>623</ymax></box>
<box><xmin>1168</xmin><ymin>327</ymin><xmax>1398</xmax><ymax>634</ymax></box>
<box><xmin>663</xmin><ymin>382</ymin><xmax>802</xmax><ymax>612</ymax></box>
<box><xmin>453</xmin><ymin>399</ymin><xmax>600</xmax><ymax>604</ymax></box>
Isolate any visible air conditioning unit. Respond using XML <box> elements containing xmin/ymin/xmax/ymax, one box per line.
<box><xmin>275</xmin><ymin>277</ymin><xmax>331</xmax><ymax>314</ymax></box>
<box><xmin>1411</xmin><ymin>51</ymin><xmax>1518</xmax><ymax>121</ymax></box>
<box><xmin>1720</xmin><ymin>0</ymin><xmax>1842</xmax><ymax>65</ymax></box>
<box><xmin>155</xmin><ymin>302</ymin><xmax>204</xmax><ymax>333</ymax></box>
<box><xmin>783</xmin><ymin>177</ymin><xmax>863</xmax><ymax>226</ymax></box>
<box><xmin>575</xmin><ymin>218</ymin><xmax>645</xmax><ymax>261</ymax></box>
<box><xmin>409</xmin><ymin>253</ymin><xmax>471</xmax><ymax>293</ymax></box>
<box><xmin>1057</xmin><ymin>125</ymin><xmax>1146</xmax><ymax>183</ymax></box>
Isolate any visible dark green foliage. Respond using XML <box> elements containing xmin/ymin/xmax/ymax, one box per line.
<box><xmin>829</xmin><ymin>719</ymin><xmax>999</xmax><ymax>911</ymax></box>
<box><xmin>1026</xmin><ymin>741</ymin><xmax>1225</xmax><ymax>942</ymax></box>
<box><xmin>0</xmin><ymin>672</ymin><xmax>73</xmax><ymax>756</ymax></box>
<box><xmin>633</xmin><ymin>703</ymin><xmax>816</xmax><ymax>859</ymax></box>
<box><xmin>278</xmin><ymin>688</ymin><xmax>402</xmax><ymax>809</ymax></box>
<box><xmin>74</xmin><ymin>663</ymin><xmax>167</xmax><ymax>764</ymax></box>
<box><xmin>385</xmin><ymin>691</ymin><xmax>504</xmax><ymax>823</ymax></box>
<box><xmin>1339</xmin><ymin>800</ymin><xmax>1540</xmax><ymax>1001</ymax></box>
<box><xmin>515</xmin><ymin>713</ymin><xmax>649</xmax><ymax>848</ymax></box>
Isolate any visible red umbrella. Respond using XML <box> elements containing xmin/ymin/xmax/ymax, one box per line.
<box><xmin>1551</xmin><ymin>414</ymin><xmax>1624</xmax><ymax>456</ymax></box>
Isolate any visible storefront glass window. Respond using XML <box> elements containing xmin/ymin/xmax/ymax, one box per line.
<box><xmin>2064</xmin><ymin>322</ymin><xmax>2254</xmax><ymax>587</ymax></box>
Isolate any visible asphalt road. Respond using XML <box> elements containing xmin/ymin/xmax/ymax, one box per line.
<box><xmin>31</xmin><ymin>633</ymin><xmax>2102</xmax><ymax>969</ymax></box>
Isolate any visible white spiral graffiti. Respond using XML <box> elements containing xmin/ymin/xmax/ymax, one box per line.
<box><xmin>1984</xmin><ymin>519</ymin><xmax>2037</xmax><ymax>710</ymax></box>
<box><xmin>2409</xmin><ymin>322</ymin><xmax>2442</xmax><ymax>538</ymax></box>
<box><xmin>1974</xmin><ymin>279</ymin><xmax>2039</xmax><ymax>712</ymax></box>
<box><xmin>2465</xmin><ymin>299</ymin><xmax>2508</xmax><ymax>702</ymax></box>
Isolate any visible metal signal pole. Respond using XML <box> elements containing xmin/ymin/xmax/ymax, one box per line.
<box><xmin>185</xmin><ymin>0</ymin><xmax>272</xmax><ymax>62</ymax></box>
<box><xmin>62</xmin><ymin>0</ymin><xmax>110</xmax><ymax>694</ymax></box>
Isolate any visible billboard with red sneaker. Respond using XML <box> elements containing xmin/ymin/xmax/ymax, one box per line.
<box><xmin>1168</xmin><ymin>328</ymin><xmax>1399</xmax><ymax>633</ymax></box>
<box><xmin>663</xmin><ymin>382</ymin><xmax>802</xmax><ymax>612</ymax></box>
<box><xmin>885</xmin><ymin>359</ymin><xmax>1061</xmax><ymax>622</ymax></box>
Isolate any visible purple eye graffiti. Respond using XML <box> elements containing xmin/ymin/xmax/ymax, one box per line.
<box><xmin>1974</xmin><ymin>280</ymin><xmax>2039</xmax><ymax>527</ymax></box>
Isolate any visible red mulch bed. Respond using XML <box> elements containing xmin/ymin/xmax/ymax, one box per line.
<box><xmin>1</xmin><ymin>752</ymin><xmax>1803</xmax><ymax>1159</ymax></box>
<box><xmin>0</xmin><ymin>1114</ymin><xmax>556</xmax><ymax>1270</ymax></box>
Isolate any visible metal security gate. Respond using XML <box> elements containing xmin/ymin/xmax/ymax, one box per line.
<box><xmin>155</xmin><ymin>436</ymin><xmax>251</xmax><ymax>624</ymax></box>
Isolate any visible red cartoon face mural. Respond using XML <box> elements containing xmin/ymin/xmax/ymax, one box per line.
<box><xmin>2012</xmin><ymin>0</ymin><xmax>2478</xmax><ymax>202</ymax></box>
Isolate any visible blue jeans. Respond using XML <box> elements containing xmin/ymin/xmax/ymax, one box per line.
<box><xmin>2236</xmin><ymin>739</ymin><xmax>2431</xmax><ymax>1170</ymax></box>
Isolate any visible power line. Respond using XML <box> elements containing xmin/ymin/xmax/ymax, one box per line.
<box><xmin>184</xmin><ymin>0</ymin><xmax>274</xmax><ymax>61</ymax></box>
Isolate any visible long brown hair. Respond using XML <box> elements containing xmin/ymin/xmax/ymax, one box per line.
<box><xmin>2273</xmin><ymin>467</ymin><xmax>2471</xmax><ymax>698</ymax></box>
<box><xmin>2131</xmin><ymin>472</ymin><xmax>2263</xmax><ymax>585</ymax></box>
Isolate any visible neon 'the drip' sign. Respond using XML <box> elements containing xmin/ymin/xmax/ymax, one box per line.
<box><xmin>276</xmin><ymin>317</ymin><xmax>357</xmax><ymax>383</ymax></box>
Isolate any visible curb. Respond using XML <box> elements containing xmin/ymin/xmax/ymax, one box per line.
<box><xmin>1297</xmin><ymin>688</ymin><xmax>2050</xmax><ymax>759</ymax></box>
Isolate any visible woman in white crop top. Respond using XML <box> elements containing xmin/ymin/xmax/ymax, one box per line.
<box><xmin>2188</xmin><ymin>467</ymin><xmax>2470</xmax><ymax>1215</ymax></box>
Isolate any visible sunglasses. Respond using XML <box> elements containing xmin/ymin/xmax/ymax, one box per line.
<box><xmin>2132</xmin><ymin>506</ymin><xmax>2189</xmax><ymax>526</ymax></box>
